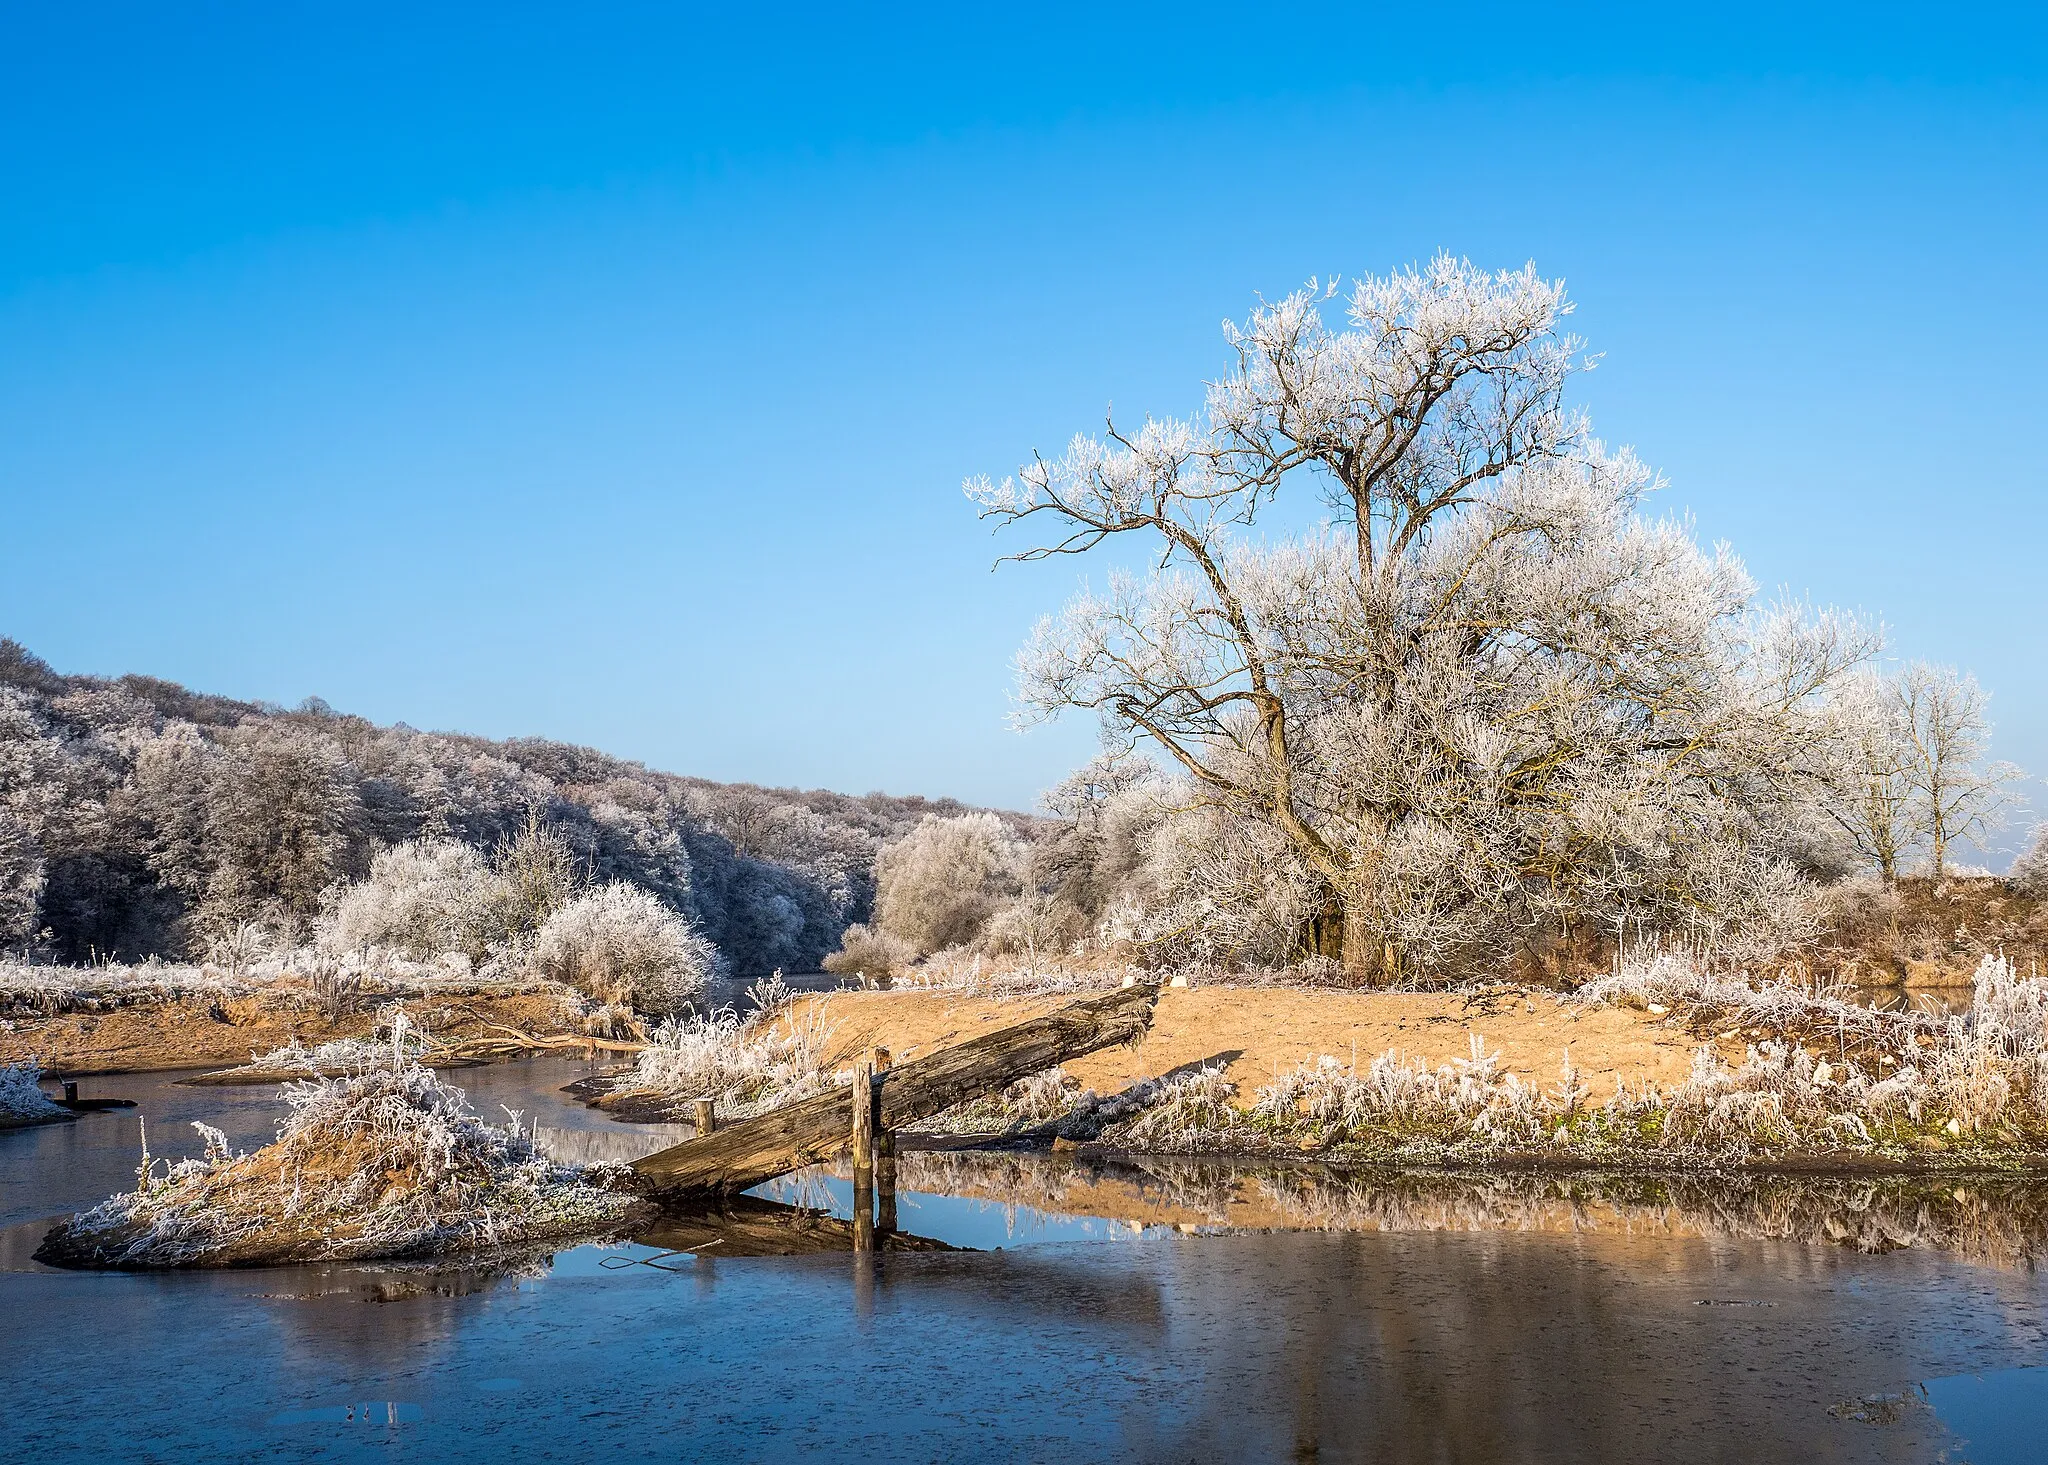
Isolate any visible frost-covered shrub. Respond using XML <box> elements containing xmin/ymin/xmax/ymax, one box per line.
<box><xmin>39</xmin><ymin>1044</ymin><xmax>634</xmax><ymax>1267</ymax></box>
<box><xmin>873</xmin><ymin>812</ymin><xmax>1026</xmax><ymax>955</ymax></box>
<box><xmin>532</xmin><ymin>883</ymin><xmax>720</xmax><ymax>1017</ymax></box>
<box><xmin>319</xmin><ymin>839</ymin><xmax>506</xmax><ymax>962</ymax></box>
<box><xmin>319</xmin><ymin>826</ymin><xmax>583</xmax><ymax>967</ymax></box>
<box><xmin>0</xmin><ymin>1061</ymin><xmax>65</xmax><ymax>1127</ymax></box>
<box><xmin>821</xmin><ymin>922</ymin><xmax>915</xmax><ymax>980</ymax></box>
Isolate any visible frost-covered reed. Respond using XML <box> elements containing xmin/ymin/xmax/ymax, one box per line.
<box><xmin>611</xmin><ymin>987</ymin><xmax>837</xmax><ymax>1120</ymax></box>
<box><xmin>0</xmin><ymin>951</ymin><xmax>560</xmax><ymax>1020</ymax></box>
<box><xmin>0</xmin><ymin>1060</ymin><xmax>66</xmax><ymax>1127</ymax></box>
<box><xmin>40</xmin><ymin>1023</ymin><xmax>636</xmax><ymax>1268</ymax></box>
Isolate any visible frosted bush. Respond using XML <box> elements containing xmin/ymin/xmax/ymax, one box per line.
<box><xmin>821</xmin><ymin>922</ymin><xmax>915</xmax><ymax>981</ymax></box>
<box><xmin>873</xmin><ymin>812</ymin><xmax>1027</xmax><ymax>955</ymax></box>
<box><xmin>319</xmin><ymin>839</ymin><xmax>509</xmax><ymax>964</ymax></box>
<box><xmin>1</xmin><ymin>1061</ymin><xmax>65</xmax><ymax>1126</ymax></box>
<box><xmin>532</xmin><ymin>883</ymin><xmax>720</xmax><ymax>1017</ymax></box>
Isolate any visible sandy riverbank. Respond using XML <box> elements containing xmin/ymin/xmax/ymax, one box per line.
<box><xmin>794</xmin><ymin>984</ymin><xmax>1712</xmax><ymax>1098</ymax></box>
<box><xmin>0</xmin><ymin>989</ymin><xmax>586</xmax><ymax>1076</ymax></box>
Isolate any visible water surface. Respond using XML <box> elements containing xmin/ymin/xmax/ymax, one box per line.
<box><xmin>5</xmin><ymin>1058</ymin><xmax>2047</xmax><ymax>1462</ymax></box>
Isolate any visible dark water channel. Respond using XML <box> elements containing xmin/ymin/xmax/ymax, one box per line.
<box><xmin>5</xmin><ymin>1060</ymin><xmax>2048</xmax><ymax>1462</ymax></box>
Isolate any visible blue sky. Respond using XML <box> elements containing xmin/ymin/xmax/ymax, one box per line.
<box><xmin>3</xmin><ymin>4</ymin><xmax>2044</xmax><ymax>846</ymax></box>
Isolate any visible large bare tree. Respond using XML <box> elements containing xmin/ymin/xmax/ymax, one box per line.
<box><xmin>972</xmin><ymin>257</ymin><xmax>1865</xmax><ymax>977</ymax></box>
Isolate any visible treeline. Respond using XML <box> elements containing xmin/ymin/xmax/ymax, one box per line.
<box><xmin>0</xmin><ymin>639</ymin><xmax>1020</xmax><ymax>975</ymax></box>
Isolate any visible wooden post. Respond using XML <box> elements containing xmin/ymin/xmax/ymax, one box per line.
<box><xmin>851</xmin><ymin>1054</ymin><xmax>876</xmax><ymax>1254</ymax></box>
<box><xmin>694</xmin><ymin>1097</ymin><xmax>717</xmax><ymax>1137</ymax></box>
<box><xmin>850</xmin><ymin>1055</ymin><xmax>876</xmax><ymax>1177</ymax></box>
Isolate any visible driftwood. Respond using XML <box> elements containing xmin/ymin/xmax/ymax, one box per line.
<box><xmin>178</xmin><ymin>1027</ymin><xmax>645</xmax><ymax>1085</ymax></box>
<box><xmin>631</xmin><ymin>983</ymin><xmax>1160</xmax><ymax>1197</ymax></box>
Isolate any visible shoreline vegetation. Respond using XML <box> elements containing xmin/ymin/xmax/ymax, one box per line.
<box><xmin>16</xmin><ymin>943</ymin><xmax>2048</xmax><ymax>1268</ymax></box>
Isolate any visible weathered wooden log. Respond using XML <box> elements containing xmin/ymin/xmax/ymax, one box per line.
<box><xmin>178</xmin><ymin>1056</ymin><xmax>488</xmax><ymax>1086</ymax></box>
<box><xmin>631</xmin><ymin>983</ymin><xmax>1159</xmax><ymax>1197</ymax></box>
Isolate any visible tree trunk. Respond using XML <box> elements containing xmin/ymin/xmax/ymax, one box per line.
<box><xmin>1336</xmin><ymin>891</ymin><xmax>1398</xmax><ymax>983</ymax></box>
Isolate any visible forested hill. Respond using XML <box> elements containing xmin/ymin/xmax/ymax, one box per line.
<box><xmin>0</xmin><ymin>638</ymin><xmax>1028</xmax><ymax>974</ymax></box>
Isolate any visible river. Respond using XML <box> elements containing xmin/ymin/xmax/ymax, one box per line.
<box><xmin>4</xmin><ymin>1059</ymin><xmax>2046</xmax><ymax>1462</ymax></box>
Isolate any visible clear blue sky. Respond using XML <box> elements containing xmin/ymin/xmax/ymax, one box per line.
<box><xmin>3</xmin><ymin>4</ymin><xmax>2044</xmax><ymax>847</ymax></box>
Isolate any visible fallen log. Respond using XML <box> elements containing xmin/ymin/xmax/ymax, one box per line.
<box><xmin>631</xmin><ymin>983</ymin><xmax>1160</xmax><ymax>1197</ymax></box>
<box><xmin>178</xmin><ymin>1057</ymin><xmax>487</xmax><ymax>1086</ymax></box>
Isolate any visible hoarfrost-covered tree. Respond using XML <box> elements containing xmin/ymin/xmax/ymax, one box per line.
<box><xmin>0</xmin><ymin>809</ymin><xmax>44</xmax><ymax>951</ymax></box>
<box><xmin>1825</xmin><ymin>670</ymin><xmax>1922</xmax><ymax>887</ymax></box>
<box><xmin>971</xmin><ymin>256</ymin><xmax>1869</xmax><ymax>978</ymax></box>
<box><xmin>204</xmin><ymin>723</ymin><xmax>364</xmax><ymax>935</ymax></box>
<box><xmin>872</xmin><ymin>811</ymin><xmax>1027</xmax><ymax>956</ymax></box>
<box><xmin>1893</xmin><ymin>663</ymin><xmax>2023</xmax><ymax>882</ymax></box>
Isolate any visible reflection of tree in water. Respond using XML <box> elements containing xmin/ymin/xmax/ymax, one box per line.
<box><xmin>894</xmin><ymin>1149</ymin><xmax>2048</xmax><ymax>1268</ymax></box>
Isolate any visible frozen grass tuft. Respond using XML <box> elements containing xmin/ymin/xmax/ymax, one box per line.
<box><xmin>610</xmin><ymin>1000</ymin><xmax>837</xmax><ymax>1120</ymax></box>
<box><xmin>40</xmin><ymin>1019</ymin><xmax>637</xmax><ymax>1268</ymax></box>
<box><xmin>0</xmin><ymin>1060</ymin><xmax>66</xmax><ymax>1127</ymax></box>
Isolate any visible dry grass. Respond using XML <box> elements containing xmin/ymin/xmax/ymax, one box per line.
<box><xmin>37</xmin><ymin>1020</ymin><xmax>638</xmax><ymax>1269</ymax></box>
<box><xmin>605</xmin><ymin>983</ymin><xmax>838</xmax><ymax>1120</ymax></box>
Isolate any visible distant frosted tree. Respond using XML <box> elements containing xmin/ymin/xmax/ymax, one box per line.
<box><xmin>1893</xmin><ymin>663</ymin><xmax>2023</xmax><ymax>881</ymax></box>
<box><xmin>1825</xmin><ymin>671</ymin><xmax>1922</xmax><ymax>886</ymax></box>
<box><xmin>203</xmin><ymin>724</ymin><xmax>364</xmax><ymax>935</ymax></box>
<box><xmin>874</xmin><ymin>812</ymin><xmax>1027</xmax><ymax>955</ymax></box>
<box><xmin>127</xmin><ymin>723</ymin><xmax>222</xmax><ymax>901</ymax></box>
<box><xmin>2010</xmin><ymin>824</ymin><xmax>2048</xmax><ymax>899</ymax></box>
<box><xmin>973</xmin><ymin>256</ymin><xmax>1866</xmax><ymax>976</ymax></box>
<box><xmin>0</xmin><ymin>810</ymin><xmax>44</xmax><ymax>951</ymax></box>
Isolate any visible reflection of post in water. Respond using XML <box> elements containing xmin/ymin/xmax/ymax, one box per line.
<box><xmin>877</xmin><ymin>1127</ymin><xmax>897</xmax><ymax>1235</ymax></box>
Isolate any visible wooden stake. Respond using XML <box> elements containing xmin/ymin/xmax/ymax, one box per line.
<box><xmin>851</xmin><ymin>1055</ymin><xmax>876</xmax><ymax>1178</ymax></box>
<box><xmin>694</xmin><ymin>1097</ymin><xmax>717</xmax><ymax>1137</ymax></box>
